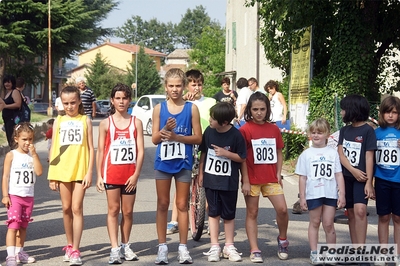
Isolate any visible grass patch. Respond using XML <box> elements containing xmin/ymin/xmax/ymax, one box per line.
<box><xmin>0</xmin><ymin>113</ymin><xmax>51</xmax><ymax>146</ymax></box>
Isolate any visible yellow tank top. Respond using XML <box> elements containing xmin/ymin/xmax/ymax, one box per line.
<box><xmin>48</xmin><ymin>114</ymin><xmax>89</xmax><ymax>182</ymax></box>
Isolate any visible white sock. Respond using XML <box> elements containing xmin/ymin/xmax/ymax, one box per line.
<box><xmin>16</xmin><ymin>247</ymin><xmax>23</xmax><ymax>253</ymax></box>
<box><xmin>179</xmin><ymin>244</ymin><xmax>187</xmax><ymax>251</ymax></box>
<box><xmin>158</xmin><ymin>243</ymin><xmax>168</xmax><ymax>251</ymax></box>
<box><xmin>7</xmin><ymin>246</ymin><xmax>16</xmax><ymax>257</ymax></box>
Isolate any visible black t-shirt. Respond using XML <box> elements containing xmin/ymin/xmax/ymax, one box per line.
<box><xmin>213</xmin><ymin>90</ymin><xmax>238</xmax><ymax>106</ymax></box>
<box><xmin>199</xmin><ymin>125</ymin><xmax>246</xmax><ymax>191</ymax></box>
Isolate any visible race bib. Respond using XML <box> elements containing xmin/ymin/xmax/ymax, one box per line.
<box><xmin>160</xmin><ymin>141</ymin><xmax>186</xmax><ymax>161</ymax></box>
<box><xmin>251</xmin><ymin>138</ymin><xmax>277</xmax><ymax>164</ymax></box>
<box><xmin>204</xmin><ymin>148</ymin><xmax>231</xmax><ymax>176</ymax></box>
<box><xmin>110</xmin><ymin>138</ymin><xmax>136</xmax><ymax>165</ymax></box>
<box><xmin>342</xmin><ymin>139</ymin><xmax>361</xmax><ymax>166</ymax></box>
<box><xmin>376</xmin><ymin>140</ymin><xmax>400</xmax><ymax>168</ymax></box>
<box><xmin>59</xmin><ymin>120</ymin><xmax>83</xmax><ymax>145</ymax></box>
<box><xmin>10</xmin><ymin>169</ymin><xmax>35</xmax><ymax>187</ymax></box>
<box><xmin>309</xmin><ymin>155</ymin><xmax>335</xmax><ymax>180</ymax></box>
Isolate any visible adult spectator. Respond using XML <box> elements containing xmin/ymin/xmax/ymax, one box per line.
<box><xmin>16</xmin><ymin>77</ymin><xmax>29</xmax><ymax>104</ymax></box>
<box><xmin>76</xmin><ymin>77</ymin><xmax>96</xmax><ymax>119</ymax></box>
<box><xmin>2</xmin><ymin>75</ymin><xmax>22</xmax><ymax>147</ymax></box>
<box><xmin>265</xmin><ymin>80</ymin><xmax>289</xmax><ymax>129</ymax></box>
<box><xmin>248</xmin><ymin>77</ymin><xmax>265</xmax><ymax>94</ymax></box>
<box><xmin>54</xmin><ymin>96</ymin><xmax>65</xmax><ymax>116</ymax></box>
<box><xmin>235</xmin><ymin>77</ymin><xmax>252</xmax><ymax>127</ymax></box>
<box><xmin>213</xmin><ymin>76</ymin><xmax>237</xmax><ymax>106</ymax></box>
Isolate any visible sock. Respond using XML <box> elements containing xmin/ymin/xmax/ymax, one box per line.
<box><xmin>178</xmin><ymin>244</ymin><xmax>187</xmax><ymax>251</ymax></box>
<box><xmin>111</xmin><ymin>247</ymin><xmax>119</xmax><ymax>252</ymax></box>
<box><xmin>279</xmin><ymin>237</ymin><xmax>287</xmax><ymax>243</ymax></box>
<box><xmin>251</xmin><ymin>249</ymin><xmax>261</xmax><ymax>254</ymax></box>
<box><xmin>225</xmin><ymin>243</ymin><xmax>234</xmax><ymax>247</ymax></box>
<box><xmin>169</xmin><ymin>221</ymin><xmax>178</xmax><ymax>225</ymax></box>
<box><xmin>7</xmin><ymin>246</ymin><xmax>16</xmax><ymax>257</ymax></box>
<box><xmin>16</xmin><ymin>247</ymin><xmax>23</xmax><ymax>253</ymax></box>
<box><xmin>311</xmin><ymin>250</ymin><xmax>317</xmax><ymax>254</ymax></box>
<box><xmin>121</xmin><ymin>242</ymin><xmax>128</xmax><ymax>249</ymax></box>
<box><xmin>158</xmin><ymin>243</ymin><xmax>168</xmax><ymax>251</ymax></box>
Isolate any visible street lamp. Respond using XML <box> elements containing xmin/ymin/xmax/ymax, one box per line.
<box><xmin>134</xmin><ymin>37</ymin><xmax>153</xmax><ymax>100</ymax></box>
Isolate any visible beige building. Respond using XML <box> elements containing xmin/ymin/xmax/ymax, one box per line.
<box><xmin>68</xmin><ymin>42</ymin><xmax>166</xmax><ymax>83</ymax></box>
<box><xmin>225</xmin><ymin>0</ymin><xmax>282</xmax><ymax>89</ymax></box>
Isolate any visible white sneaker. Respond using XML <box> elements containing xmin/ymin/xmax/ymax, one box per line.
<box><xmin>155</xmin><ymin>245</ymin><xmax>168</xmax><ymax>265</ymax></box>
<box><xmin>109</xmin><ymin>248</ymin><xmax>122</xmax><ymax>264</ymax></box>
<box><xmin>203</xmin><ymin>246</ymin><xmax>221</xmax><ymax>262</ymax></box>
<box><xmin>119</xmin><ymin>243</ymin><xmax>138</xmax><ymax>261</ymax></box>
<box><xmin>177</xmin><ymin>246</ymin><xmax>193</xmax><ymax>264</ymax></box>
<box><xmin>222</xmin><ymin>245</ymin><xmax>242</xmax><ymax>262</ymax></box>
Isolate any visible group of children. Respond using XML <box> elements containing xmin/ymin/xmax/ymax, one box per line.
<box><xmin>2</xmin><ymin>67</ymin><xmax>399</xmax><ymax>266</ymax></box>
<box><xmin>297</xmin><ymin>94</ymin><xmax>400</xmax><ymax>265</ymax></box>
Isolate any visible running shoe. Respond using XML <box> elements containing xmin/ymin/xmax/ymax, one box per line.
<box><xmin>69</xmin><ymin>250</ymin><xmax>82</xmax><ymax>266</ymax></box>
<box><xmin>63</xmin><ymin>244</ymin><xmax>73</xmax><ymax>262</ymax></box>
<box><xmin>109</xmin><ymin>248</ymin><xmax>122</xmax><ymax>264</ymax></box>
<box><xmin>5</xmin><ymin>256</ymin><xmax>17</xmax><ymax>266</ymax></box>
<box><xmin>250</xmin><ymin>251</ymin><xmax>263</xmax><ymax>263</ymax></box>
<box><xmin>277</xmin><ymin>236</ymin><xmax>289</xmax><ymax>260</ymax></box>
<box><xmin>155</xmin><ymin>245</ymin><xmax>168</xmax><ymax>265</ymax></box>
<box><xmin>166</xmin><ymin>222</ymin><xmax>178</xmax><ymax>235</ymax></box>
<box><xmin>16</xmin><ymin>250</ymin><xmax>35</xmax><ymax>263</ymax></box>
<box><xmin>119</xmin><ymin>243</ymin><xmax>138</xmax><ymax>261</ymax></box>
<box><xmin>203</xmin><ymin>246</ymin><xmax>221</xmax><ymax>262</ymax></box>
<box><xmin>177</xmin><ymin>246</ymin><xmax>193</xmax><ymax>264</ymax></box>
<box><xmin>222</xmin><ymin>245</ymin><xmax>242</xmax><ymax>262</ymax></box>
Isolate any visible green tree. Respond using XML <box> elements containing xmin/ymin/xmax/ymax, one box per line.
<box><xmin>189</xmin><ymin>25</ymin><xmax>225</xmax><ymax>90</ymax></box>
<box><xmin>248</xmin><ymin>0</ymin><xmax>400</xmax><ymax>129</ymax></box>
<box><xmin>0</xmin><ymin>0</ymin><xmax>118</xmax><ymax>95</ymax></box>
<box><xmin>126</xmin><ymin>46</ymin><xmax>161</xmax><ymax>98</ymax></box>
<box><xmin>85</xmin><ymin>51</ymin><xmax>118</xmax><ymax>99</ymax></box>
<box><xmin>115</xmin><ymin>16</ymin><xmax>175</xmax><ymax>54</ymax></box>
<box><xmin>176</xmin><ymin>5</ymin><xmax>220</xmax><ymax>48</ymax></box>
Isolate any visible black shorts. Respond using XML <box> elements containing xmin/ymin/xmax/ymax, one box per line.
<box><xmin>344</xmin><ymin>175</ymin><xmax>368</xmax><ymax>208</ymax></box>
<box><xmin>205</xmin><ymin>188</ymin><xmax>238</xmax><ymax>220</ymax></box>
<box><xmin>375</xmin><ymin>178</ymin><xmax>400</xmax><ymax>216</ymax></box>
<box><xmin>104</xmin><ymin>183</ymin><xmax>137</xmax><ymax>195</ymax></box>
<box><xmin>306</xmin><ymin>197</ymin><xmax>337</xmax><ymax>211</ymax></box>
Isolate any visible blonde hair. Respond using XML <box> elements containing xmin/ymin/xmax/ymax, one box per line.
<box><xmin>164</xmin><ymin>68</ymin><xmax>187</xmax><ymax>87</ymax></box>
<box><xmin>308</xmin><ymin>118</ymin><xmax>331</xmax><ymax>137</ymax></box>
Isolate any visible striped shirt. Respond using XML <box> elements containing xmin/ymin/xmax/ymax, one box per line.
<box><xmin>80</xmin><ymin>87</ymin><xmax>96</xmax><ymax>117</ymax></box>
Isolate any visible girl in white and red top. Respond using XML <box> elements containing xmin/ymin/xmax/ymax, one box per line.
<box><xmin>2</xmin><ymin>122</ymin><xmax>43</xmax><ymax>265</ymax></box>
<box><xmin>96</xmin><ymin>83</ymin><xmax>144</xmax><ymax>264</ymax></box>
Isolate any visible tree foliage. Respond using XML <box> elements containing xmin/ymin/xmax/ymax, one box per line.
<box><xmin>85</xmin><ymin>51</ymin><xmax>115</xmax><ymax>99</ymax></box>
<box><xmin>115</xmin><ymin>16</ymin><xmax>175</xmax><ymax>54</ymax></box>
<box><xmin>248</xmin><ymin>0</ymin><xmax>400</xmax><ymax>129</ymax></box>
<box><xmin>125</xmin><ymin>46</ymin><xmax>161</xmax><ymax>97</ymax></box>
<box><xmin>0</xmin><ymin>0</ymin><xmax>118</xmax><ymax>95</ymax></box>
<box><xmin>115</xmin><ymin>5</ymin><xmax>220</xmax><ymax>51</ymax></box>
<box><xmin>189</xmin><ymin>25</ymin><xmax>225</xmax><ymax>90</ymax></box>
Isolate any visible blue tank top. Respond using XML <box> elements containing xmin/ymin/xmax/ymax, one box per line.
<box><xmin>374</xmin><ymin>126</ymin><xmax>400</xmax><ymax>183</ymax></box>
<box><xmin>154</xmin><ymin>101</ymin><xmax>194</xmax><ymax>173</ymax></box>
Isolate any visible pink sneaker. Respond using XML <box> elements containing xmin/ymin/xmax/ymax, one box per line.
<box><xmin>62</xmin><ymin>244</ymin><xmax>73</xmax><ymax>262</ymax></box>
<box><xmin>16</xmin><ymin>250</ymin><xmax>35</xmax><ymax>263</ymax></box>
<box><xmin>6</xmin><ymin>256</ymin><xmax>17</xmax><ymax>266</ymax></box>
<box><xmin>69</xmin><ymin>250</ymin><xmax>82</xmax><ymax>266</ymax></box>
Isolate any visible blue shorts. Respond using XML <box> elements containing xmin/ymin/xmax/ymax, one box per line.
<box><xmin>344</xmin><ymin>175</ymin><xmax>368</xmax><ymax>208</ymax></box>
<box><xmin>154</xmin><ymin>169</ymin><xmax>191</xmax><ymax>183</ymax></box>
<box><xmin>375</xmin><ymin>178</ymin><xmax>400</xmax><ymax>216</ymax></box>
<box><xmin>104</xmin><ymin>183</ymin><xmax>136</xmax><ymax>195</ymax></box>
<box><xmin>205</xmin><ymin>188</ymin><xmax>238</xmax><ymax>220</ymax></box>
<box><xmin>306</xmin><ymin>197</ymin><xmax>337</xmax><ymax>211</ymax></box>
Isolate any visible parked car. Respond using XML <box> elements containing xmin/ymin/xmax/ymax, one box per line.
<box><xmin>95</xmin><ymin>101</ymin><xmax>110</xmax><ymax>117</ymax></box>
<box><xmin>32</xmin><ymin>102</ymin><xmax>56</xmax><ymax>116</ymax></box>
<box><xmin>131</xmin><ymin>95</ymin><xmax>166</xmax><ymax>135</ymax></box>
<box><xmin>127</xmin><ymin>101</ymin><xmax>136</xmax><ymax>114</ymax></box>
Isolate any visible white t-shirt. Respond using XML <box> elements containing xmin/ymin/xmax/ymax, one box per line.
<box><xmin>55</xmin><ymin>97</ymin><xmax>64</xmax><ymax>111</ymax></box>
<box><xmin>270</xmin><ymin>92</ymin><xmax>284</xmax><ymax>122</ymax></box>
<box><xmin>236</xmin><ymin>87</ymin><xmax>253</xmax><ymax>120</ymax></box>
<box><xmin>295</xmin><ymin>146</ymin><xmax>342</xmax><ymax>200</ymax></box>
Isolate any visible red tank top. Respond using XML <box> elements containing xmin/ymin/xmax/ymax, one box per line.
<box><xmin>102</xmin><ymin>116</ymin><xmax>137</xmax><ymax>185</ymax></box>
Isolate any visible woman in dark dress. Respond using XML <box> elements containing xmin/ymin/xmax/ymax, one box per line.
<box><xmin>2</xmin><ymin>75</ymin><xmax>22</xmax><ymax>147</ymax></box>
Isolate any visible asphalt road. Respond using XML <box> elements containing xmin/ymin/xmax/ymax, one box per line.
<box><xmin>0</xmin><ymin>118</ymin><xmax>386</xmax><ymax>265</ymax></box>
